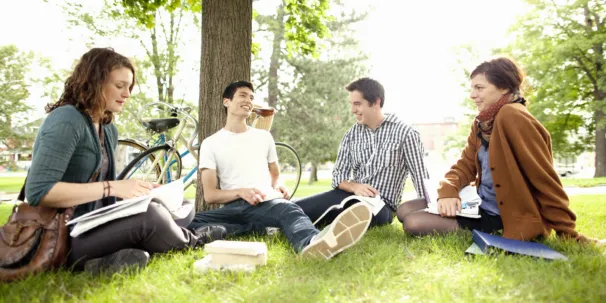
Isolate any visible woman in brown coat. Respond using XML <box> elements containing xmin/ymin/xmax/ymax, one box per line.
<box><xmin>397</xmin><ymin>57</ymin><xmax>600</xmax><ymax>242</ymax></box>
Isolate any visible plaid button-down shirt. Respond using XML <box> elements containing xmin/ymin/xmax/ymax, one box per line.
<box><xmin>332</xmin><ymin>113</ymin><xmax>429</xmax><ymax>211</ymax></box>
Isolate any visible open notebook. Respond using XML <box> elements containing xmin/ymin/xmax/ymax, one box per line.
<box><xmin>67</xmin><ymin>179</ymin><xmax>189</xmax><ymax>237</ymax></box>
<box><xmin>422</xmin><ymin>179</ymin><xmax>482</xmax><ymax>218</ymax></box>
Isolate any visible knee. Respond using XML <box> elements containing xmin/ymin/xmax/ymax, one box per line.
<box><xmin>396</xmin><ymin>199</ymin><xmax>426</xmax><ymax>222</ymax></box>
<box><xmin>274</xmin><ymin>200</ymin><xmax>305</xmax><ymax>216</ymax></box>
<box><xmin>396</xmin><ymin>204</ymin><xmax>412</xmax><ymax>223</ymax></box>
<box><xmin>400</xmin><ymin>215</ymin><xmax>425</xmax><ymax>236</ymax></box>
<box><xmin>144</xmin><ymin>202</ymin><xmax>173</xmax><ymax>226</ymax></box>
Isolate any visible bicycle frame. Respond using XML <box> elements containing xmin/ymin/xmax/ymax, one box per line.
<box><xmin>125</xmin><ymin>102</ymin><xmax>200</xmax><ymax>187</ymax></box>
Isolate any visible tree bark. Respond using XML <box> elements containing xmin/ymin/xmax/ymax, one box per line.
<box><xmin>196</xmin><ymin>0</ymin><xmax>252</xmax><ymax>211</ymax></box>
<box><xmin>150</xmin><ymin>27</ymin><xmax>164</xmax><ymax>103</ymax></box>
<box><xmin>308</xmin><ymin>163</ymin><xmax>318</xmax><ymax>185</ymax></box>
<box><xmin>267</xmin><ymin>2</ymin><xmax>285</xmax><ymax>138</ymax></box>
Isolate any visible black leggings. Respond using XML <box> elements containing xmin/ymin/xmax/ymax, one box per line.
<box><xmin>67</xmin><ymin>202</ymin><xmax>197</xmax><ymax>270</ymax></box>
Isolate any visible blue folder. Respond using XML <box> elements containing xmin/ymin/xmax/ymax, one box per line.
<box><xmin>468</xmin><ymin>230</ymin><xmax>568</xmax><ymax>260</ymax></box>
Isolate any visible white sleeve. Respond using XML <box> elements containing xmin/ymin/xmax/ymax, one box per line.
<box><xmin>267</xmin><ymin>132</ymin><xmax>278</xmax><ymax>163</ymax></box>
<box><xmin>198</xmin><ymin>139</ymin><xmax>216</xmax><ymax>170</ymax></box>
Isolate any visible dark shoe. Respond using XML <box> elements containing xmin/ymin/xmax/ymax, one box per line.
<box><xmin>84</xmin><ymin>249</ymin><xmax>150</xmax><ymax>275</ymax></box>
<box><xmin>194</xmin><ymin>225</ymin><xmax>227</xmax><ymax>246</ymax></box>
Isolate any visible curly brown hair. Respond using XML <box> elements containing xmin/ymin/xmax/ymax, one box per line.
<box><xmin>46</xmin><ymin>47</ymin><xmax>136</xmax><ymax>124</ymax></box>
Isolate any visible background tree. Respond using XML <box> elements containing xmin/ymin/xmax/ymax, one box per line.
<box><xmin>503</xmin><ymin>0</ymin><xmax>606</xmax><ymax>177</ymax></box>
<box><xmin>196</xmin><ymin>0</ymin><xmax>333</xmax><ymax>209</ymax></box>
<box><xmin>0</xmin><ymin>45</ymin><xmax>35</xmax><ymax>167</ymax></box>
<box><xmin>65</xmin><ymin>0</ymin><xmax>201</xmax><ymax>104</ymax></box>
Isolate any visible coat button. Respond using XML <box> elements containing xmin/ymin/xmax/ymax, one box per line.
<box><xmin>495</xmin><ymin>184</ymin><xmax>501</xmax><ymax>188</ymax></box>
<box><xmin>499</xmin><ymin>201</ymin><xmax>504</xmax><ymax>205</ymax></box>
<box><xmin>490</xmin><ymin>167</ymin><xmax>495</xmax><ymax>171</ymax></box>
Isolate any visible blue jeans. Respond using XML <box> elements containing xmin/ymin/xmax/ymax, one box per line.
<box><xmin>188</xmin><ymin>199</ymin><xmax>319</xmax><ymax>253</ymax></box>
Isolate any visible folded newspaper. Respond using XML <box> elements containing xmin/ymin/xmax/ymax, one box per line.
<box><xmin>423</xmin><ymin>179</ymin><xmax>482</xmax><ymax>218</ymax></box>
<box><xmin>67</xmin><ymin>179</ymin><xmax>188</xmax><ymax>237</ymax></box>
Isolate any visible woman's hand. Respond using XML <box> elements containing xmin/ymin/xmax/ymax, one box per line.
<box><xmin>437</xmin><ymin>197</ymin><xmax>461</xmax><ymax>217</ymax></box>
<box><xmin>109</xmin><ymin>180</ymin><xmax>154</xmax><ymax>199</ymax></box>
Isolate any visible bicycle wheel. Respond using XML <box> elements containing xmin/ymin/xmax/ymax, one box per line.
<box><xmin>116</xmin><ymin>139</ymin><xmax>149</xmax><ymax>178</ymax></box>
<box><xmin>275</xmin><ymin>142</ymin><xmax>302</xmax><ymax>199</ymax></box>
<box><xmin>117</xmin><ymin>144</ymin><xmax>182</xmax><ymax>184</ymax></box>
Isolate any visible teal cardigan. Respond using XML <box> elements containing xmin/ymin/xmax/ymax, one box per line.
<box><xmin>25</xmin><ymin>105</ymin><xmax>118</xmax><ymax>219</ymax></box>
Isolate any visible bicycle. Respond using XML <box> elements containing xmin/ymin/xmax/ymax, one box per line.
<box><xmin>115</xmin><ymin>102</ymin><xmax>302</xmax><ymax>199</ymax></box>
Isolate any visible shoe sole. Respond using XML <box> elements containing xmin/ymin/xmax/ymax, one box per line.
<box><xmin>301</xmin><ymin>203</ymin><xmax>372</xmax><ymax>260</ymax></box>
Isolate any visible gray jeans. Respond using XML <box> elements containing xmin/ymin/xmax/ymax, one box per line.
<box><xmin>68</xmin><ymin>202</ymin><xmax>197</xmax><ymax>269</ymax></box>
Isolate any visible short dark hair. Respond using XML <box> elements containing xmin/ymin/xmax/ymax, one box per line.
<box><xmin>222</xmin><ymin>80</ymin><xmax>254</xmax><ymax>100</ymax></box>
<box><xmin>470</xmin><ymin>57</ymin><xmax>525</xmax><ymax>95</ymax></box>
<box><xmin>345</xmin><ymin>77</ymin><xmax>385</xmax><ymax>107</ymax></box>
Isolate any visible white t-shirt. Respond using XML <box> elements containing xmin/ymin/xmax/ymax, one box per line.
<box><xmin>198</xmin><ymin>127</ymin><xmax>278</xmax><ymax>195</ymax></box>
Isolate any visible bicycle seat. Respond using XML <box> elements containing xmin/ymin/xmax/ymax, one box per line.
<box><xmin>253</xmin><ymin>107</ymin><xmax>275</xmax><ymax>117</ymax></box>
<box><xmin>142</xmin><ymin>118</ymin><xmax>180</xmax><ymax>133</ymax></box>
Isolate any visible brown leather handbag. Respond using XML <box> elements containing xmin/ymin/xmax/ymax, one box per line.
<box><xmin>0</xmin><ymin>181</ymin><xmax>74</xmax><ymax>282</ymax></box>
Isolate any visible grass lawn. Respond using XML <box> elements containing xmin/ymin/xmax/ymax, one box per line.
<box><xmin>0</xmin><ymin>176</ymin><xmax>26</xmax><ymax>193</ymax></box>
<box><xmin>1</xmin><ymin>192</ymin><xmax>605</xmax><ymax>302</ymax></box>
<box><xmin>560</xmin><ymin>177</ymin><xmax>606</xmax><ymax>188</ymax></box>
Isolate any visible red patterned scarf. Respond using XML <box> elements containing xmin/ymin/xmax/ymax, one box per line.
<box><xmin>475</xmin><ymin>94</ymin><xmax>517</xmax><ymax>145</ymax></box>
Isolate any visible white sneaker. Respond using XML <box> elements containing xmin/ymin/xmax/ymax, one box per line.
<box><xmin>301</xmin><ymin>203</ymin><xmax>372</xmax><ymax>260</ymax></box>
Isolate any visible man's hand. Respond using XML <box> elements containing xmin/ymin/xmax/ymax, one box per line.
<box><xmin>437</xmin><ymin>197</ymin><xmax>461</xmax><ymax>217</ymax></box>
<box><xmin>352</xmin><ymin>183</ymin><xmax>380</xmax><ymax>197</ymax></box>
<box><xmin>238</xmin><ymin>188</ymin><xmax>266</xmax><ymax>206</ymax></box>
<box><xmin>275</xmin><ymin>185</ymin><xmax>290</xmax><ymax>199</ymax></box>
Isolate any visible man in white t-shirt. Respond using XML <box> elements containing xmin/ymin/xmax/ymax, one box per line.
<box><xmin>188</xmin><ymin>81</ymin><xmax>373</xmax><ymax>259</ymax></box>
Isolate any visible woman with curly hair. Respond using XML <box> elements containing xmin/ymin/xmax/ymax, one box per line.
<box><xmin>26</xmin><ymin>48</ymin><xmax>225</xmax><ymax>275</ymax></box>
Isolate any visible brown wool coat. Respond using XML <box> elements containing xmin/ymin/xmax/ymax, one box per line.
<box><xmin>437</xmin><ymin>103</ymin><xmax>581</xmax><ymax>241</ymax></box>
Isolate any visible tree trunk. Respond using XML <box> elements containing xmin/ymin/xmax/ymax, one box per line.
<box><xmin>150</xmin><ymin>27</ymin><xmax>165</xmax><ymax>103</ymax></box>
<box><xmin>196</xmin><ymin>0</ymin><xmax>252</xmax><ymax>211</ymax></box>
<box><xmin>267</xmin><ymin>2</ymin><xmax>285</xmax><ymax>138</ymax></box>
<box><xmin>595</xmin><ymin>107</ymin><xmax>606</xmax><ymax>177</ymax></box>
<box><xmin>308</xmin><ymin>163</ymin><xmax>318</xmax><ymax>185</ymax></box>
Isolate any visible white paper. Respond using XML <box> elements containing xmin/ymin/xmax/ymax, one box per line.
<box><xmin>67</xmin><ymin>179</ymin><xmax>186</xmax><ymax>237</ymax></box>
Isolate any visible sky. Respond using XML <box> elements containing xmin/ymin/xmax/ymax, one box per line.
<box><xmin>0</xmin><ymin>0</ymin><xmax>528</xmax><ymax>124</ymax></box>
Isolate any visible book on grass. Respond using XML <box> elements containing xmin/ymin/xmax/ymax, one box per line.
<box><xmin>465</xmin><ymin>230</ymin><xmax>568</xmax><ymax>260</ymax></box>
<box><xmin>205</xmin><ymin>240</ymin><xmax>268</xmax><ymax>266</ymax></box>
<box><xmin>67</xmin><ymin>178</ymin><xmax>188</xmax><ymax>237</ymax></box>
<box><xmin>312</xmin><ymin>195</ymin><xmax>385</xmax><ymax>226</ymax></box>
<box><xmin>422</xmin><ymin>179</ymin><xmax>482</xmax><ymax>218</ymax></box>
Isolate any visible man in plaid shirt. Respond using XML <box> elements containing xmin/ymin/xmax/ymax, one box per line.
<box><xmin>296</xmin><ymin>77</ymin><xmax>430</xmax><ymax>226</ymax></box>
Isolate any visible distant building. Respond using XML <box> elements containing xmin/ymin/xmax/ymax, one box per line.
<box><xmin>0</xmin><ymin>118</ymin><xmax>43</xmax><ymax>171</ymax></box>
<box><xmin>412</xmin><ymin>117</ymin><xmax>458</xmax><ymax>153</ymax></box>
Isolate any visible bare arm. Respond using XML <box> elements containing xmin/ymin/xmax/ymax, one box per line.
<box><xmin>269</xmin><ymin>161</ymin><xmax>289</xmax><ymax>199</ymax></box>
<box><xmin>268</xmin><ymin>161</ymin><xmax>280</xmax><ymax>188</ymax></box>
<box><xmin>39</xmin><ymin>179</ymin><xmax>155</xmax><ymax>208</ymax></box>
<box><xmin>201</xmin><ymin>168</ymin><xmax>265</xmax><ymax>205</ymax></box>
